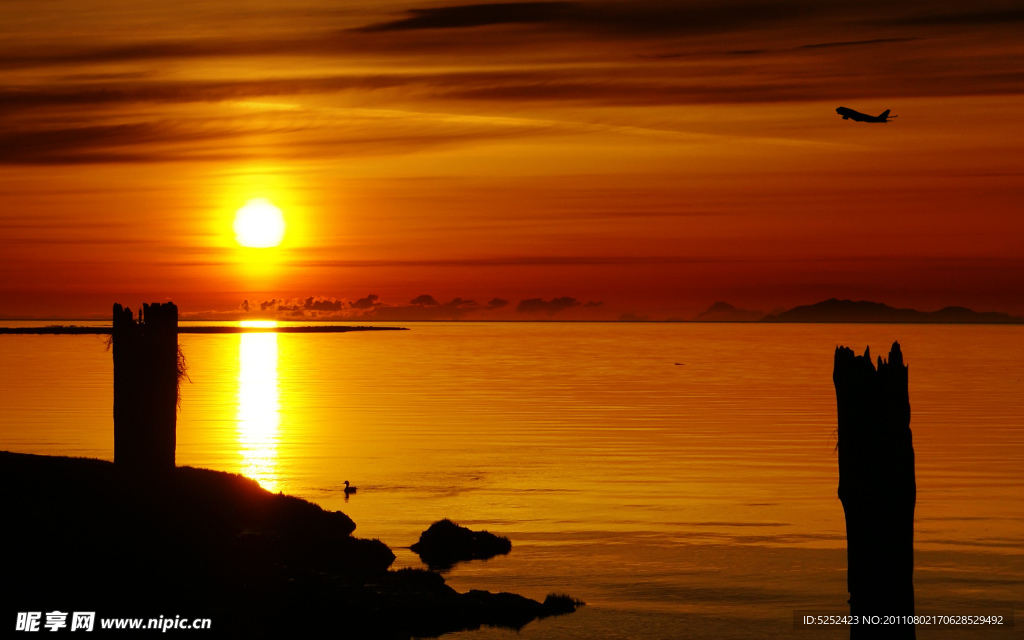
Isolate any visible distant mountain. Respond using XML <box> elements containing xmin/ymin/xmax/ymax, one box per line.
<box><xmin>693</xmin><ymin>302</ymin><xmax>765</xmax><ymax>322</ymax></box>
<box><xmin>761</xmin><ymin>299</ymin><xmax>1024</xmax><ymax>324</ymax></box>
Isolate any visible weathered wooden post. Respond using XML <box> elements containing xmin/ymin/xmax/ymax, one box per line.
<box><xmin>833</xmin><ymin>341</ymin><xmax>916</xmax><ymax>639</ymax></box>
<box><xmin>113</xmin><ymin>302</ymin><xmax>179</xmax><ymax>475</ymax></box>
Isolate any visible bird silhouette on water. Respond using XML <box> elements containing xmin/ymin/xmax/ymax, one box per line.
<box><xmin>344</xmin><ymin>480</ymin><xmax>357</xmax><ymax>495</ymax></box>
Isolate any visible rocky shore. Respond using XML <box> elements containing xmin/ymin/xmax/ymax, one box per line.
<box><xmin>1</xmin><ymin>451</ymin><xmax>580</xmax><ymax>638</ymax></box>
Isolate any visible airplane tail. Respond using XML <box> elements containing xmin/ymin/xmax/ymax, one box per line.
<box><xmin>879</xmin><ymin>109</ymin><xmax>891</xmax><ymax>120</ymax></box>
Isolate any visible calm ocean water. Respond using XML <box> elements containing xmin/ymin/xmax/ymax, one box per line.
<box><xmin>2</xmin><ymin>322</ymin><xmax>1022</xmax><ymax>638</ymax></box>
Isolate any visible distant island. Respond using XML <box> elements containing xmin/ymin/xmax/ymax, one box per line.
<box><xmin>688</xmin><ymin>299</ymin><xmax>1023</xmax><ymax>324</ymax></box>
<box><xmin>760</xmin><ymin>299</ymin><xmax>1024</xmax><ymax>324</ymax></box>
<box><xmin>692</xmin><ymin>301</ymin><xmax>766</xmax><ymax>322</ymax></box>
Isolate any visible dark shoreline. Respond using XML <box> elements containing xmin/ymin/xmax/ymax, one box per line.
<box><xmin>0</xmin><ymin>325</ymin><xmax>408</xmax><ymax>334</ymax></box>
<box><xmin>1</xmin><ymin>451</ymin><xmax>580</xmax><ymax>638</ymax></box>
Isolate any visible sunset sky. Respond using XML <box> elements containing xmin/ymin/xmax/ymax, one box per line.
<box><xmin>2</xmin><ymin>0</ymin><xmax>1022</xmax><ymax>320</ymax></box>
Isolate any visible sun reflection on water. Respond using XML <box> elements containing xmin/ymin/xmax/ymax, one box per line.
<box><xmin>236</xmin><ymin>321</ymin><xmax>280</xmax><ymax>492</ymax></box>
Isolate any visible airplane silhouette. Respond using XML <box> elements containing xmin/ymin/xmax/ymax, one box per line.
<box><xmin>836</xmin><ymin>107</ymin><xmax>896</xmax><ymax>123</ymax></box>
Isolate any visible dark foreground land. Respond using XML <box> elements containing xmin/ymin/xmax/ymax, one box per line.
<box><xmin>1</xmin><ymin>451</ymin><xmax>579</xmax><ymax>638</ymax></box>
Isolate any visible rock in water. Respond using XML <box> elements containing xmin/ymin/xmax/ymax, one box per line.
<box><xmin>410</xmin><ymin>519</ymin><xmax>512</xmax><ymax>570</ymax></box>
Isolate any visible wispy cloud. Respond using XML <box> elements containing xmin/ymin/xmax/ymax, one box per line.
<box><xmin>798</xmin><ymin>37</ymin><xmax>916</xmax><ymax>50</ymax></box>
<box><xmin>302</xmin><ymin>256</ymin><xmax>740</xmax><ymax>268</ymax></box>
<box><xmin>882</xmin><ymin>7</ymin><xmax>1024</xmax><ymax>26</ymax></box>
<box><xmin>0</xmin><ymin>122</ymin><xmax>244</xmax><ymax>165</ymax></box>
<box><xmin>356</xmin><ymin>1</ymin><xmax>810</xmax><ymax>36</ymax></box>
<box><xmin>355</xmin><ymin>2</ymin><xmax>576</xmax><ymax>32</ymax></box>
<box><xmin>0</xmin><ymin>94</ymin><xmax>564</xmax><ymax>164</ymax></box>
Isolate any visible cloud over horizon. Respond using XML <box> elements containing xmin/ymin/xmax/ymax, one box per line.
<box><xmin>517</xmin><ymin>296</ymin><xmax>584</xmax><ymax>315</ymax></box>
<box><xmin>220</xmin><ymin>293</ymin><xmax>604</xmax><ymax>321</ymax></box>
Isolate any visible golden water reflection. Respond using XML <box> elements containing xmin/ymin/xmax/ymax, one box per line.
<box><xmin>236</xmin><ymin>321</ymin><xmax>279</xmax><ymax>492</ymax></box>
<box><xmin>2</xmin><ymin>322</ymin><xmax>1023</xmax><ymax>638</ymax></box>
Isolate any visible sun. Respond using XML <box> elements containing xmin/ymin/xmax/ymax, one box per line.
<box><xmin>234</xmin><ymin>199</ymin><xmax>286</xmax><ymax>248</ymax></box>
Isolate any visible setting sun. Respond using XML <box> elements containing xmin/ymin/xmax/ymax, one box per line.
<box><xmin>233</xmin><ymin>199</ymin><xmax>286</xmax><ymax>248</ymax></box>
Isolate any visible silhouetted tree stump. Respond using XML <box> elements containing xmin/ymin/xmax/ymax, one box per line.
<box><xmin>834</xmin><ymin>342</ymin><xmax>915</xmax><ymax>639</ymax></box>
<box><xmin>113</xmin><ymin>302</ymin><xmax>179</xmax><ymax>476</ymax></box>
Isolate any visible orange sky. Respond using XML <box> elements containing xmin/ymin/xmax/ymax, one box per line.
<box><xmin>1</xmin><ymin>0</ymin><xmax>1022</xmax><ymax>320</ymax></box>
